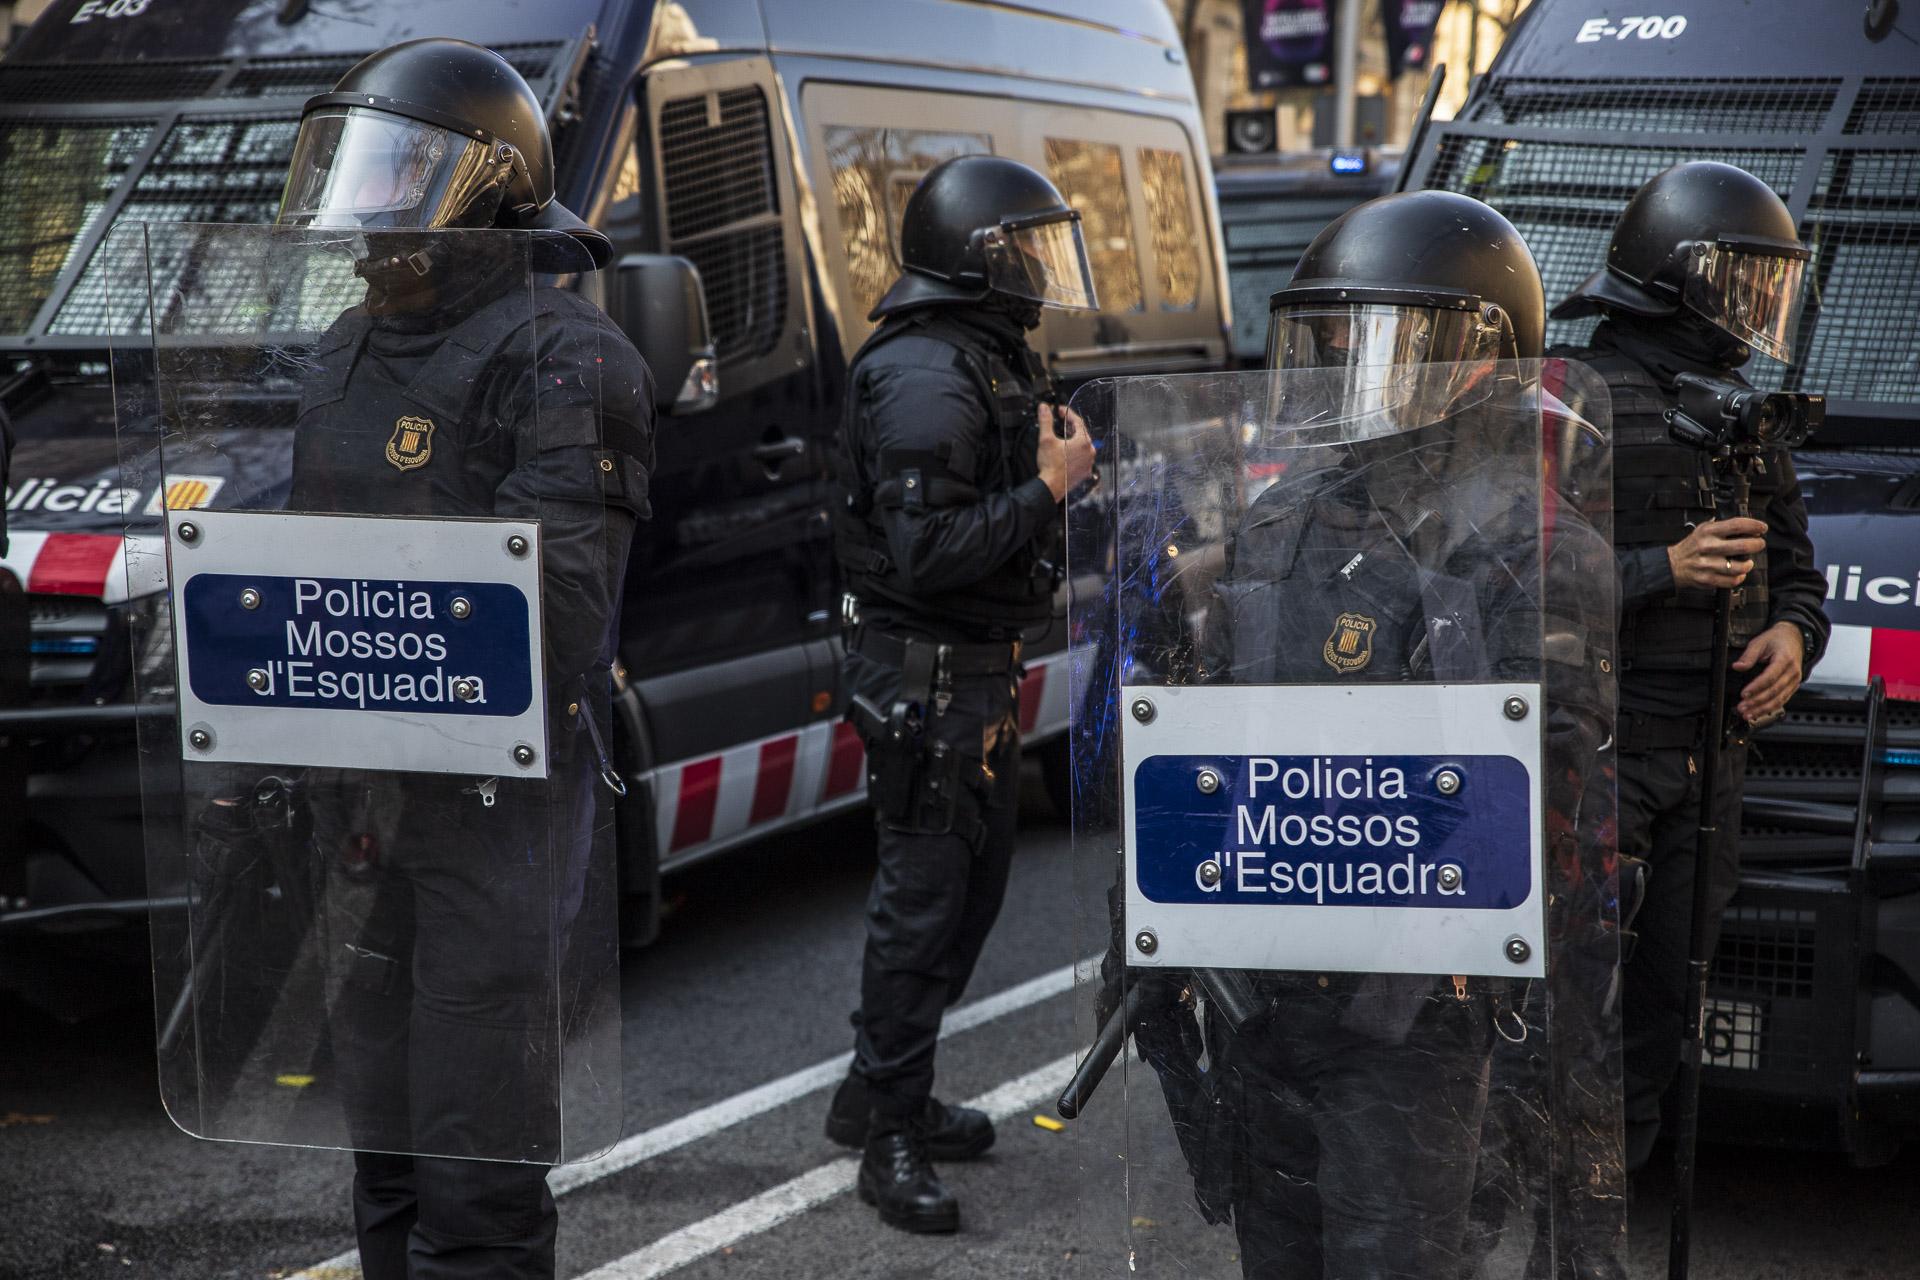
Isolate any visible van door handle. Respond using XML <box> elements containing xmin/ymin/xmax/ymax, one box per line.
<box><xmin>753</xmin><ymin>436</ymin><xmax>807</xmax><ymax>465</ymax></box>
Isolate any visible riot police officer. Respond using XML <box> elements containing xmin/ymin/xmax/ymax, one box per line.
<box><xmin>1168</xmin><ymin>191</ymin><xmax>1620</xmax><ymax>1278</ymax></box>
<box><xmin>1549</xmin><ymin>161</ymin><xmax>1830</xmax><ymax>1174</ymax></box>
<box><xmin>826</xmin><ymin>154</ymin><xmax>1098</xmax><ymax>1232</ymax></box>
<box><xmin>273</xmin><ymin>39</ymin><xmax>652</xmax><ymax>1279</ymax></box>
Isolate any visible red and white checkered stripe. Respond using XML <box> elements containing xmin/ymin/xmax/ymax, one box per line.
<box><xmin>0</xmin><ymin>532</ymin><xmax>164</xmax><ymax>604</ymax></box>
<box><xmin>1813</xmin><ymin>624</ymin><xmax>1920</xmax><ymax>703</ymax></box>
<box><xmin>646</xmin><ymin>649</ymin><xmax>1073</xmax><ymax>862</ymax></box>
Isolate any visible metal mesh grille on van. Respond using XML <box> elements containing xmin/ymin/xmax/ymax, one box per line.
<box><xmin>0</xmin><ymin>119</ymin><xmax>152</xmax><ymax>333</ymax></box>
<box><xmin>0</xmin><ymin>44</ymin><xmax>561</xmax><ymax>339</ymax></box>
<box><xmin>1472</xmin><ymin>78</ymin><xmax>1838</xmax><ymax>134</ymax></box>
<box><xmin>1847</xmin><ymin>79</ymin><xmax>1920</xmax><ymax>135</ymax></box>
<box><xmin>0</xmin><ymin>60</ymin><xmax>223</xmax><ymax>105</ymax></box>
<box><xmin>1428</xmin><ymin>134</ymin><xmax>1803</xmax><ymax>379</ymax></box>
<box><xmin>1799</xmin><ymin>149</ymin><xmax>1920</xmax><ymax>402</ymax></box>
<box><xmin>1416</xmin><ymin>76</ymin><xmax>1920</xmax><ymax>413</ymax></box>
<box><xmin>50</xmin><ymin>116</ymin><xmax>299</xmax><ymax>336</ymax></box>
<box><xmin>657</xmin><ymin>87</ymin><xmax>786</xmax><ymax>364</ymax></box>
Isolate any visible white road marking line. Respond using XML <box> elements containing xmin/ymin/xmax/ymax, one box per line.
<box><xmin>575</xmin><ymin>1052</ymin><xmax>1082</xmax><ymax>1280</ymax></box>
<box><xmin>287</xmin><ymin>961</ymin><xmax>1083</xmax><ymax>1280</ymax></box>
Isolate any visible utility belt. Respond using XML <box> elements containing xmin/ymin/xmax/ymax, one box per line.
<box><xmin>1617</xmin><ymin>708</ymin><xmax>1752</xmax><ymax>754</ymax></box>
<box><xmin>845</xmin><ymin>626</ymin><xmax>1016</xmax><ymax>842</ymax></box>
<box><xmin>848</xmin><ymin>620</ymin><xmax>1023</xmax><ymax>677</ymax></box>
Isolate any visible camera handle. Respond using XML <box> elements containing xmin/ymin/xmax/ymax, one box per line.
<box><xmin>1667</xmin><ymin>450</ymin><xmax>1757</xmax><ymax>1280</ymax></box>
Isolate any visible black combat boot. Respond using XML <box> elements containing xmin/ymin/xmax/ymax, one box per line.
<box><xmin>826</xmin><ymin>1074</ymin><xmax>996</xmax><ymax>1159</ymax></box>
<box><xmin>857</xmin><ymin>1123</ymin><xmax>960</xmax><ymax>1234</ymax></box>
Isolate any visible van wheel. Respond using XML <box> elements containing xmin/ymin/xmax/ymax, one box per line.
<box><xmin>1038</xmin><ymin>736</ymin><xmax>1074</xmax><ymax>822</ymax></box>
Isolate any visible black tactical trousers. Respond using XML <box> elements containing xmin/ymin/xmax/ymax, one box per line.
<box><xmin>847</xmin><ymin>653</ymin><xmax>1021</xmax><ymax>1124</ymax></box>
<box><xmin>319</xmin><ymin>775</ymin><xmax>581</xmax><ymax>1278</ymax></box>
<box><xmin>1618</xmin><ymin>738</ymin><xmax>1747</xmax><ymax>1173</ymax></box>
<box><xmin>351</xmin><ymin>1152</ymin><xmax>556</xmax><ymax>1280</ymax></box>
<box><xmin>1227</xmin><ymin>981</ymin><xmax>1493</xmax><ymax>1280</ymax></box>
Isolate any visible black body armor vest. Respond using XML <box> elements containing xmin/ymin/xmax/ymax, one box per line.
<box><xmin>831</xmin><ymin>310</ymin><xmax>1060</xmax><ymax>638</ymax></box>
<box><xmin>1559</xmin><ymin>346</ymin><xmax>1774</xmax><ymax>672</ymax></box>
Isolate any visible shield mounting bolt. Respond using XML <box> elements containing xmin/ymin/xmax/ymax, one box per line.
<box><xmin>512</xmin><ymin>743</ymin><xmax>537</xmax><ymax>768</ymax></box>
<box><xmin>1503</xmin><ymin>696</ymin><xmax>1530</xmax><ymax>721</ymax></box>
<box><xmin>1196</xmin><ymin>767</ymin><xmax>1221</xmax><ymax>795</ymax></box>
<box><xmin>1130</xmin><ymin>697</ymin><xmax>1156</xmax><ymax>725</ymax></box>
<box><xmin>1504</xmin><ymin>936</ymin><xmax>1532</xmax><ymax>965</ymax></box>
<box><xmin>1437</xmin><ymin>865</ymin><xmax>1463</xmax><ymax>891</ymax></box>
<box><xmin>1198</xmin><ymin>860</ymin><xmax>1223</xmax><ymax>887</ymax></box>
<box><xmin>449</xmin><ymin>597</ymin><xmax>472</xmax><ymax>620</ymax></box>
<box><xmin>1435</xmin><ymin>769</ymin><xmax>1461</xmax><ymax>796</ymax></box>
<box><xmin>452</xmin><ymin>678</ymin><xmax>479</xmax><ymax>702</ymax></box>
<box><xmin>176</xmin><ymin>521</ymin><xmax>200</xmax><ymax>545</ymax></box>
<box><xmin>239</xmin><ymin>588</ymin><xmax>261</xmax><ymax>611</ymax></box>
<box><xmin>246</xmin><ymin>669</ymin><xmax>269</xmax><ymax>692</ymax></box>
<box><xmin>188</xmin><ymin>728</ymin><xmax>212</xmax><ymax>751</ymax></box>
<box><xmin>506</xmin><ymin>534</ymin><xmax>530</xmax><ymax>558</ymax></box>
<box><xmin>1134</xmin><ymin>928</ymin><xmax>1159</xmax><ymax>956</ymax></box>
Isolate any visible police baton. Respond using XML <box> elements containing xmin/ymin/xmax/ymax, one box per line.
<box><xmin>1056</xmin><ymin>967</ymin><xmax>1261</xmax><ymax>1120</ymax></box>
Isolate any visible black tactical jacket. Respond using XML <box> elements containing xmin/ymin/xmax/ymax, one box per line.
<box><xmin>832</xmin><ymin>305</ymin><xmax>1062</xmax><ymax>642</ymax></box>
<box><xmin>289</xmin><ymin>282</ymin><xmax>654</xmax><ymax>714</ymax></box>
<box><xmin>1554</xmin><ymin>320</ymin><xmax>1828</xmax><ymax>717</ymax></box>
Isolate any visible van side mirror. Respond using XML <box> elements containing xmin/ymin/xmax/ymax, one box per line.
<box><xmin>608</xmin><ymin>254</ymin><xmax>719</xmax><ymax>415</ymax></box>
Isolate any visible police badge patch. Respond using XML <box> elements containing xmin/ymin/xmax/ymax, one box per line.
<box><xmin>1323</xmin><ymin>611</ymin><xmax>1376</xmax><ymax>673</ymax></box>
<box><xmin>386</xmin><ymin>416</ymin><xmax>435</xmax><ymax>471</ymax></box>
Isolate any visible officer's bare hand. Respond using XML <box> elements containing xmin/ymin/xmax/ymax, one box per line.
<box><xmin>1666</xmin><ymin>518</ymin><xmax>1768</xmax><ymax>591</ymax></box>
<box><xmin>1037</xmin><ymin>403</ymin><xmax>1097</xmax><ymax>501</ymax></box>
<box><xmin>1733</xmin><ymin>621</ymin><xmax>1805</xmax><ymax>724</ymax></box>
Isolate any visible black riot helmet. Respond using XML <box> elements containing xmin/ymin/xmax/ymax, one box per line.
<box><xmin>277</xmin><ymin>38</ymin><xmax>611</xmax><ymax>272</ymax></box>
<box><xmin>1552</xmin><ymin>161</ymin><xmax>1810</xmax><ymax>363</ymax></box>
<box><xmin>869</xmin><ymin>154</ymin><xmax>1098</xmax><ymax>320</ymax></box>
<box><xmin>1265</xmin><ymin>191</ymin><xmax>1543</xmax><ymax>439</ymax></box>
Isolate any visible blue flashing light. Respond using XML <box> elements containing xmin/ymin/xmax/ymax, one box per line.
<box><xmin>1330</xmin><ymin>150</ymin><xmax>1370</xmax><ymax>176</ymax></box>
<box><xmin>1884</xmin><ymin>750</ymin><xmax>1920</xmax><ymax>768</ymax></box>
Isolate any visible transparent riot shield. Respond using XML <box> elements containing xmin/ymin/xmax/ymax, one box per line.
<box><xmin>1062</xmin><ymin>361</ymin><xmax>1622</xmax><ymax>1278</ymax></box>
<box><xmin>107</xmin><ymin>223</ymin><xmax>626</xmax><ymax>1162</ymax></box>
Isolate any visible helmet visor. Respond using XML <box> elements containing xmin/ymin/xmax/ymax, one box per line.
<box><xmin>982</xmin><ymin>215</ymin><xmax>1099</xmax><ymax>311</ymax></box>
<box><xmin>1680</xmin><ymin>241</ymin><xmax>1808</xmax><ymax>363</ymax></box>
<box><xmin>1264</xmin><ymin>303</ymin><xmax>1508</xmax><ymax>442</ymax></box>
<box><xmin>278</xmin><ymin>108</ymin><xmax>503</xmax><ymax>231</ymax></box>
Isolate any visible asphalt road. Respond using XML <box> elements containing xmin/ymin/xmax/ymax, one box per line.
<box><xmin>4</xmin><ymin>762</ymin><xmax>1917</xmax><ymax>1280</ymax></box>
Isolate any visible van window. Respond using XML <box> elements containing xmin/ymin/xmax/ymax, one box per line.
<box><xmin>1139</xmin><ymin>146</ymin><xmax>1201</xmax><ymax>311</ymax></box>
<box><xmin>823</xmin><ymin>126</ymin><xmax>991</xmax><ymax>321</ymax></box>
<box><xmin>656</xmin><ymin>86</ymin><xmax>787</xmax><ymax>365</ymax></box>
<box><xmin>1043</xmin><ymin>138</ymin><xmax>1144</xmax><ymax>313</ymax></box>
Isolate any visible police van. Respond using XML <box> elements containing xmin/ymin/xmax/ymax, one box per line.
<box><xmin>1402</xmin><ymin>0</ymin><xmax>1920</xmax><ymax>1161</ymax></box>
<box><xmin>0</xmin><ymin>0</ymin><xmax>1230</xmax><ymax>1005</ymax></box>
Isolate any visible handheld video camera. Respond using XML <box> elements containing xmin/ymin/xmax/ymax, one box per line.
<box><xmin>1665</xmin><ymin>372</ymin><xmax>1823</xmax><ymax>453</ymax></box>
